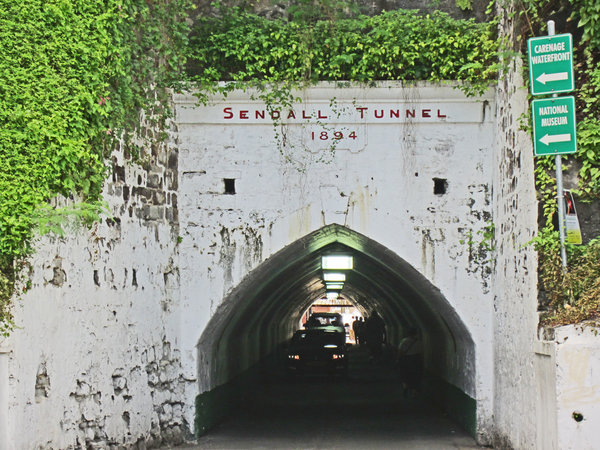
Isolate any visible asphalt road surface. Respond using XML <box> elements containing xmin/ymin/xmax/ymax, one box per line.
<box><xmin>168</xmin><ymin>346</ymin><xmax>484</xmax><ymax>449</ymax></box>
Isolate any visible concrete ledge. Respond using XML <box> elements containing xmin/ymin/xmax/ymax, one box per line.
<box><xmin>554</xmin><ymin>324</ymin><xmax>600</xmax><ymax>450</ymax></box>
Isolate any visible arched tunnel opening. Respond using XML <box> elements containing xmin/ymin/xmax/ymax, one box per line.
<box><xmin>195</xmin><ymin>224</ymin><xmax>477</xmax><ymax>442</ymax></box>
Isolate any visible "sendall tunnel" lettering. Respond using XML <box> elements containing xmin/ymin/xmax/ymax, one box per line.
<box><xmin>223</xmin><ymin>106</ymin><xmax>447</xmax><ymax>120</ymax></box>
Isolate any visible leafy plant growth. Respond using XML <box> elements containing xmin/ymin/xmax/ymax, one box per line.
<box><xmin>535</xmin><ymin>231</ymin><xmax>600</xmax><ymax>326</ymax></box>
<box><xmin>514</xmin><ymin>0</ymin><xmax>600</xmax><ymax>325</ymax></box>
<box><xmin>0</xmin><ymin>0</ymin><xmax>191</xmax><ymax>335</ymax></box>
<box><xmin>187</xmin><ymin>7</ymin><xmax>499</xmax><ymax>95</ymax></box>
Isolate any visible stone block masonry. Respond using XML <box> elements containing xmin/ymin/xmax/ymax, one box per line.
<box><xmin>5</xmin><ymin>115</ymin><xmax>194</xmax><ymax>448</ymax></box>
<box><xmin>489</xmin><ymin>3</ymin><xmax>542</xmax><ymax>448</ymax></box>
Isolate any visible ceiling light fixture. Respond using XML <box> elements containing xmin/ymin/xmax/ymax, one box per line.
<box><xmin>321</xmin><ymin>255</ymin><xmax>353</xmax><ymax>270</ymax></box>
<box><xmin>323</xmin><ymin>272</ymin><xmax>346</xmax><ymax>282</ymax></box>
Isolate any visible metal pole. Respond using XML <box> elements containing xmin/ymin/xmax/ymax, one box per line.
<box><xmin>547</xmin><ymin>20</ymin><xmax>568</xmax><ymax>269</ymax></box>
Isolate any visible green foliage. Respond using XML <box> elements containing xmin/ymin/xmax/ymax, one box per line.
<box><xmin>575</xmin><ymin>118</ymin><xmax>600</xmax><ymax>198</ymax></box>
<box><xmin>515</xmin><ymin>0</ymin><xmax>600</xmax><ymax>325</ymax></box>
<box><xmin>188</xmin><ymin>8</ymin><xmax>498</xmax><ymax>94</ymax></box>
<box><xmin>186</xmin><ymin>5</ymin><xmax>498</xmax><ymax>169</ymax></box>
<box><xmin>31</xmin><ymin>201</ymin><xmax>111</xmax><ymax>237</ymax></box>
<box><xmin>534</xmin><ymin>231</ymin><xmax>600</xmax><ymax>326</ymax></box>
<box><xmin>0</xmin><ymin>266</ymin><xmax>14</xmax><ymax>337</ymax></box>
<box><xmin>0</xmin><ymin>0</ymin><xmax>191</xmax><ymax>331</ymax></box>
<box><xmin>570</xmin><ymin>53</ymin><xmax>600</xmax><ymax>198</ymax></box>
<box><xmin>572</xmin><ymin>0</ymin><xmax>600</xmax><ymax>49</ymax></box>
<box><xmin>460</xmin><ymin>222</ymin><xmax>496</xmax><ymax>268</ymax></box>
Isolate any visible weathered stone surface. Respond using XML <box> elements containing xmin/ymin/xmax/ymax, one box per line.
<box><xmin>5</xmin><ymin>112</ymin><xmax>187</xmax><ymax>448</ymax></box>
<box><xmin>489</xmin><ymin>3</ymin><xmax>539</xmax><ymax>448</ymax></box>
<box><xmin>553</xmin><ymin>325</ymin><xmax>600</xmax><ymax>450</ymax></box>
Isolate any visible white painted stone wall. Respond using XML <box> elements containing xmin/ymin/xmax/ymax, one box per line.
<box><xmin>490</xmin><ymin>57</ymin><xmax>540</xmax><ymax>449</ymax></box>
<box><xmin>554</xmin><ymin>325</ymin><xmax>600</xmax><ymax>450</ymax></box>
<box><xmin>0</xmin><ymin>338</ymin><xmax>9</xmax><ymax>450</ymax></box>
<box><xmin>489</xmin><ymin>4</ymin><xmax>543</xmax><ymax>448</ymax></box>
<box><xmin>5</xmin><ymin>138</ymin><xmax>190</xmax><ymax>448</ymax></box>
<box><xmin>174</xmin><ymin>82</ymin><xmax>497</xmax><ymax>436</ymax></box>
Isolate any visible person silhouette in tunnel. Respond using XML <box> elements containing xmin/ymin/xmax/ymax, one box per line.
<box><xmin>365</xmin><ymin>311</ymin><xmax>386</xmax><ymax>360</ymax></box>
<box><xmin>351</xmin><ymin>316</ymin><xmax>360</xmax><ymax>344</ymax></box>
<box><xmin>396</xmin><ymin>327</ymin><xmax>423</xmax><ymax>397</ymax></box>
<box><xmin>356</xmin><ymin>317</ymin><xmax>365</xmax><ymax>345</ymax></box>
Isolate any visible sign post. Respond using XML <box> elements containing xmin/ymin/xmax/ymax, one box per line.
<box><xmin>528</xmin><ymin>21</ymin><xmax>575</xmax><ymax>268</ymax></box>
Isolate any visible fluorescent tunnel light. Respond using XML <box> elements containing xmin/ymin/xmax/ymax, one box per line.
<box><xmin>321</xmin><ymin>255</ymin><xmax>353</xmax><ymax>270</ymax></box>
<box><xmin>323</xmin><ymin>272</ymin><xmax>346</xmax><ymax>282</ymax></box>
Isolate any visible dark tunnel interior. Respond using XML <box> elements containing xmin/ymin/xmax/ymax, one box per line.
<box><xmin>195</xmin><ymin>224</ymin><xmax>477</xmax><ymax>436</ymax></box>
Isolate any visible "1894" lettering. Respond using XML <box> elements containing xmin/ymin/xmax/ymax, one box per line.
<box><xmin>311</xmin><ymin>130</ymin><xmax>358</xmax><ymax>141</ymax></box>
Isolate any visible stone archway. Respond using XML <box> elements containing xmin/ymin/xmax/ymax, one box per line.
<box><xmin>195</xmin><ymin>224</ymin><xmax>477</xmax><ymax>435</ymax></box>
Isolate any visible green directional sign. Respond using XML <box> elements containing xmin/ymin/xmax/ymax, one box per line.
<box><xmin>532</xmin><ymin>96</ymin><xmax>577</xmax><ymax>156</ymax></box>
<box><xmin>528</xmin><ymin>34</ymin><xmax>574</xmax><ymax>95</ymax></box>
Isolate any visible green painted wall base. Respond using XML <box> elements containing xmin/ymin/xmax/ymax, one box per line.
<box><xmin>195</xmin><ymin>353</ymin><xmax>280</xmax><ymax>437</ymax></box>
<box><xmin>195</xmin><ymin>379</ymin><xmax>242</xmax><ymax>437</ymax></box>
<box><xmin>422</xmin><ymin>375</ymin><xmax>477</xmax><ymax>437</ymax></box>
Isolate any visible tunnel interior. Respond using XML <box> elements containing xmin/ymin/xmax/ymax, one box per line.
<box><xmin>195</xmin><ymin>224</ymin><xmax>476</xmax><ymax>435</ymax></box>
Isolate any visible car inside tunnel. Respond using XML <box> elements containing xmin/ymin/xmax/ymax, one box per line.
<box><xmin>194</xmin><ymin>224</ymin><xmax>478</xmax><ymax>443</ymax></box>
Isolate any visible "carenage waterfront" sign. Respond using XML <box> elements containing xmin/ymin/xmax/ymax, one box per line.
<box><xmin>528</xmin><ymin>34</ymin><xmax>574</xmax><ymax>96</ymax></box>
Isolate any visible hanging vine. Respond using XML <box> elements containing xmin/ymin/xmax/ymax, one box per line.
<box><xmin>0</xmin><ymin>0</ymin><xmax>192</xmax><ymax>335</ymax></box>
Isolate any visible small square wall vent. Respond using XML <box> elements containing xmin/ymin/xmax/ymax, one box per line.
<box><xmin>224</xmin><ymin>178</ymin><xmax>236</xmax><ymax>195</ymax></box>
<box><xmin>433</xmin><ymin>178</ymin><xmax>448</xmax><ymax>195</ymax></box>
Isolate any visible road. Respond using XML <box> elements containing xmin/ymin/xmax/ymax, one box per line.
<box><xmin>166</xmin><ymin>346</ymin><xmax>484</xmax><ymax>449</ymax></box>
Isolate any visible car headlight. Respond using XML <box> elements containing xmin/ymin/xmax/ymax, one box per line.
<box><xmin>332</xmin><ymin>354</ymin><xmax>345</xmax><ymax>360</ymax></box>
<box><xmin>288</xmin><ymin>354</ymin><xmax>300</xmax><ymax>360</ymax></box>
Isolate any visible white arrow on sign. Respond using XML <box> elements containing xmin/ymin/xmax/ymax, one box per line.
<box><xmin>536</xmin><ymin>72</ymin><xmax>569</xmax><ymax>85</ymax></box>
<box><xmin>540</xmin><ymin>133</ymin><xmax>572</xmax><ymax>145</ymax></box>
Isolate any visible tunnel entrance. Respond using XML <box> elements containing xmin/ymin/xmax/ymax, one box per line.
<box><xmin>194</xmin><ymin>346</ymin><xmax>480</xmax><ymax>448</ymax></box>
<box><xmin>195</xmin><ymin>225</ymin><xmax>477</xmax><ymax>440</ymax></box>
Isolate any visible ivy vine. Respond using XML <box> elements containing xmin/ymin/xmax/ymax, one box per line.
<box><xmin>511</xmin><ymin>0</ymin><xmax>600</xmax><ymax>325</ymax></box>
<box><xmin>0</xmin><ymin>0</ymin><xmax>191</xmax><ymax>335</ymax></box>
<box><xmin>188</xmin><ymin>6</ymin><xmax>498</xmax><ymax>92</ymax></box>
<box><xmin>186</xmin><ymin>3</ymin><xmax>499</xmax><ymax>166</ymax></box>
